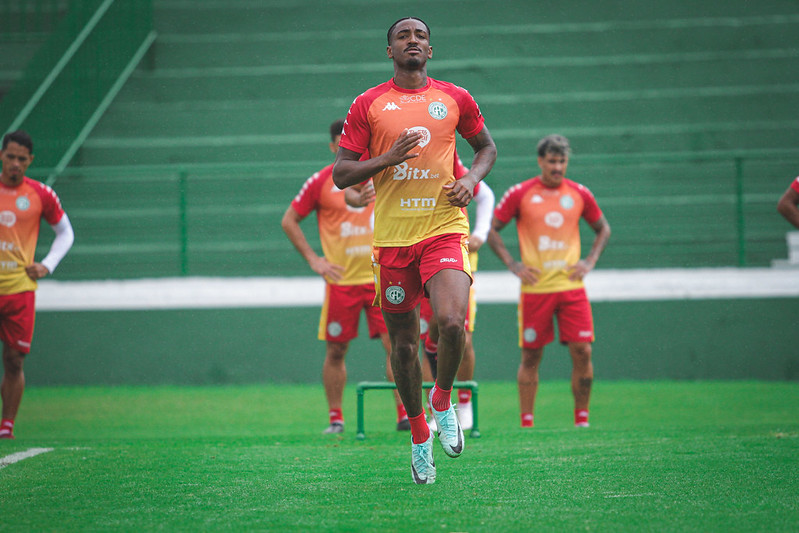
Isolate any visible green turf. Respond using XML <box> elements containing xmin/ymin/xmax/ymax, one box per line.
<box><xmin>1</xmin><ymin>381</ymin><xmax>797</xmax><ymax>532</ymax></box>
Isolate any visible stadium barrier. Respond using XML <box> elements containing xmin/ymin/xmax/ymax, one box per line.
<box><xmin>356</xmin><ymin>380</ymin><xmax>480</xmax><ymax>440</ymax></box>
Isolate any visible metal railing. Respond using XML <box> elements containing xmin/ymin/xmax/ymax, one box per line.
<box><xmin>0</xmin><ymin>0</ymin><xmax>155</xmax><ymax>173</ymax></box>
<box><xmin>26</xmin><ymin>148</ymin><xmax>799</xmax><ymax>280</ymax></box>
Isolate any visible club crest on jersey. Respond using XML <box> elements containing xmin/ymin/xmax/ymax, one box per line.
<box><xmin>15</xmin><ymin>196</ymin><xmax>30</xmax><ymax>211</ymax></box>
<box><xmin>385</xmin><ymin>285</ymin><xmax>405</xmax><ymax>305</ymax></box>
<box><xmin>560</xmin><ymin>195</ymin><xmax>575</xmax><ymax>209</ymax></box>
<box><xmin>428</xmin><ymin>101</ymin><xmax>448</xmax><ymax>120</ymax></box>
<box><xmin>407</xmin><ymin>126</ymin><xmax>431</xmax><ymax>147</ymax></box>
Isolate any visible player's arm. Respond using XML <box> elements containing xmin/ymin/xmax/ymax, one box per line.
<box><xmin>469</xmin><ymin>181</ymin><xmax>495</xmax><ymax>252</ymax></box>
<box><xmin>280</xmin><ymin>206</ymin><xmax>344</xmax><ymax>282</ymax></box>
<box><xmin>27</xmin><ymin>213</ymin><xmax>75</xmax><ymax>281</ymax></box>
<box><xmin>332</xmin><ymin>130</ymin><xmax>423</xmax><ymax>189</ymax></box>
<box><xmin>443</xmin><ymin>127</ymin><xmax>498</xmax><ymax>208</ymax></box>
<box><xmin>567</xmin><ymin>215</ymin><xmax>611</xmax><ymax>281</ymax></box>
<box><xmin>487</xmin><ymin>216</ymin><xmax>540</xmax><ymax>285</ymax></box>
<box><xmin>777</xmin><ymin>185</ymin><xmax>799</xmax><ymax>229</ymax></box>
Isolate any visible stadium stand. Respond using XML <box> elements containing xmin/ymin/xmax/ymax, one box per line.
<box><xmin>3</xmin><ymin>0</ymin><xmax>799</xmax><ymax>279</ymax></box>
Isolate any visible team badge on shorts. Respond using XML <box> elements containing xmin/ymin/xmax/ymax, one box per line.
<box><xmin>327</xmin><ymin>322</ymin><xmax>343</xmax><ymax>337</ymax></box>
<box><xmin>523</xmin><ymin>327</ymin><xmax>537</xmax><ymax>343</ymax></box>
<box><xmin>385</xmin><ymin>285</ymin><xmax>406</xmax><ymax>305</ymax></box>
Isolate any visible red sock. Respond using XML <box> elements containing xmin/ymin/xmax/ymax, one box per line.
<box><xmin>329</xmin><ymin>408</ymin><xmax>343</xmax><ymax>425</ymax></box>
<box><xmin>424</xmin><ymin>336</ymin><xmax>437</xmax><ymax>354</ymax></box>
<box><xmin>458</xmin><ymin>389</ymin><xmax>471</xmax><ymax>403</ymax></box>
<box><xmin>431</xmin><ymin>383</ymin><xmax>452</xmax><ymax>411</ymax></box>
<box><xmin>575</xmin><ymin>409</ymin><xmax>589</xmax><ymax>425</ymax></box>
<box><xmin>0</xmin><ymin>419</ymin><xmax>13</xmax><ymax>436</ymax></box>
<box><xmin>409</xmin><ymin>412</ymin><xmax>430</xmax><ymax>444</ymax></box>
<box><xmin>521</xmin><ymin>413</ymin><xmax>534</xmax><ymax>428</ymax></box>
<box><xmin>396</xmin><ymin>403</ymin><xmax>408</xmax><ymax>422</ymax></box>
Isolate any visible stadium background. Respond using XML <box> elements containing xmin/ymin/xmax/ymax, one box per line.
<box><xmin>1</xmin><ymin>0</ymin><xmax>797</xmax><ymax>385</ymax></box>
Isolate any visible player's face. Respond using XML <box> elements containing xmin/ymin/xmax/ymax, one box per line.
<box><xmin>387</xmin><ymin>20</ymin><xmax>432</xmax><ymax>69</ymax></box>
<box><xmin>538</xmin><ymin>152</ymin><xmax>568</xmax><ymax>187</ymax></box>
<box><xmin>329</xmin><ymin>134</ymin><xmax>342</xmax><ymax>155</ymax></box>
<box><xmin>0</xmin><ymin>142</ymin><xmax>33</xmax><ymax>186</ymax></box>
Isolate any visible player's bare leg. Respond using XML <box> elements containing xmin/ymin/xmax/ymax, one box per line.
<box><xmin>569</xmin><ymin>342</ymin><xmax>593</xmax><ymax>427</ymax></box>
<box><xmin>383</xmin><ymin>308</ymin><xmax>424</xmax><ymax>423</ymax></box>
<box><xmin>519</xmin><ymin>347</ymin><xmax>544</xmax><ymax>427</ymax></box>
<box><xmin>425</xmin><ymin>269</ymin><xmax>469</xmax><ymax>457</ymax></box>
<box><xmin>322</xmin><ymin>341</ymin><xmax>348</xmax><ymax>433</ymax></box>
<box><xmin>381</xmin><ymin>332</ymin><xmax>409</xmax><ymax>429</ymax></box>
<box><xmin>1</xmin><ymin>345</ymin><xmax>25</xmax><ymax>438</ymax></box>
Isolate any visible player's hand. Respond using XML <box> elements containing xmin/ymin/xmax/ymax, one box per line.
<box><xmin>26</xmin><ymin>263</ymin><xmax>50</xmax><ymax>281</ymax></box>
<box><xmin>443</xmin><ymin>174</ymin><xmax>475</xmax><ymax>207</ymax></box>
<box><xmin>468</xmin><ymin>234</ymin><xmax>484</xmax><ymax>252</ymax></box>
<box><xmin>355</xmin><ymin>180</ymin><xmax>376</xmax><ymax>206</ymax></box>
<box><xmin>509</xmin><ymin>261</ymin><xmax>540</xmax><ymax>285</ymax></box>
<box><xmin>382</xmin><ymin>129</ymin><xmax>422</xmax><ymax>166</ymax></box>
<box><xmin>567</xmin><ymin>260</ymin><xmax>593</xmax><ymax>281</ymax></box>
<box><xmin>309</xmin><ymin>256</ymin><xmax>345</xmax><ymax>283</ymax></box>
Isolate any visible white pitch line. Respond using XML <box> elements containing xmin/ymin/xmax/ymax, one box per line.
<box><xmin>0</xmin><ymin>447</ymin><xmax>54</xmax><ymax>469</ymax></box>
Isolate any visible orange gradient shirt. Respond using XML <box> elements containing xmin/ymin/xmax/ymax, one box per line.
<box><xmin>340</xmin><ymin>77</ymin><xmax>485</xmax><ymax>247</ymax></box>
<box><xmin>494</xmin><ymin>177</ymin><xmax>602</xmax><ymax>294</ymax></box>
<box><xmin>0</xmin><ymin>177</ymin><xmax>65</xmax><ymax>294</ymax></box>
<box><xmin>291</xmin><ymin>164</ymin><xmax>374</xmax><ymax>285</ymax></box>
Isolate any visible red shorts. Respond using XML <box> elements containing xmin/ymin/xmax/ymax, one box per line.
<box><xmin>0</xmin><ymin>291</ymin><xmax>36</xmax><ymax>354</ymax></box>
<box><xmin>318</xmin><ymin>282</ymin><xmax>387</xmax><ymax>342</ymax></box>
<box><xmin>373</xmin><ymin>233</ymin><xmax>472</xmax><ymax>313</ymax></box>
<box><xmin>518</xmin><ymin>288</ymin><xmax>594</xmax><ymax>349</ymax></box>
<box><xmin>419</xmin><ymin>286</ymin><xmax>476</xmax><ymax>340</ymax></box>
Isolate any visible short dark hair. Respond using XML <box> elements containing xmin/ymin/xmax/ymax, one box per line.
<box><xmin>387</xmin><ymin>17</ymin><xmax>430</xmax><ymax>44</ymax></box>
<box><xmin>329</xmin><ymin>119</ymin><xmax>345</xmax><ymax>142</ymax></box>
<box><xmin>537</xmin><ymin>134</ymin><xmax>570</xmax><ymax>158</ymax></box>
<box><xmin>2</xmin><ymin>130</ymin><xmax>33</xmax><ymax>153</ymax></box>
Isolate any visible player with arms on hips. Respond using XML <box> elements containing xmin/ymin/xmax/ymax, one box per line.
<box><xmin>332</xmin><ymin>17</ymin><xmax>497</xmax><ymax>484</ymax></box>
<box><xmin>0</xmin><ymin>130</ymin><xmax>74</xmax><ymax>439</ymax></box>
<box><xmin>777</xmin><ymin>176</ymin><xmax>799</xmax><ymax>229</ymax></box>
<box><xmin>281</xmin><ymin>120</ymin><xmax>409</xmax><ymax>435</ymax></box>
<box><xmin>488</xmin><ymin>134</ymin><xmax>610</xmax><ymax>429</ymax></box>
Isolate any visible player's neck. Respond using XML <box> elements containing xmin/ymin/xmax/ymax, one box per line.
<box><xmin>392</xmin><ymin>68</ymin><xmax>428</xmax><ymax>90</ymax></box>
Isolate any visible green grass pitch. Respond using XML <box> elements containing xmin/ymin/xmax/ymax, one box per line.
<box><xmin>1</xmin><ymin>381</ymin><xmax>797</xmax><ymax>531</ymax></box>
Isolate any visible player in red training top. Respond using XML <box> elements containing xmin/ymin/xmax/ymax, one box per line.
<box><xmin>332</xmin><ymin>17</ymin><xmax>497</xmax><ymax>484</ymax></box>
<box><xmin>0</xmin><ymin>130</ymin><xmax>75</xmax><ymax>439</ymax></box>
<box><xmin>281</xmin><ymin>120</ymin><xmax>408</xmax><ymax>435</ymax></box>
<box><xmin>488</xmin><ymin>134</ymin><xmax>610</xmax><ymax>430</ymax></box>
<box><xmin>777</xmin><ymin>176</ymin><xmax>799</xmax><ymax>229</ymax></box>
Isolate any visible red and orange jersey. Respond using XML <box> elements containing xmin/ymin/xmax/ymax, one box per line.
<box><xmin>340</xmin><ymin>77</ymin><xmax>485</xmax><ymax>247</ymax></box>
<box><xmin>291</xmin><ymin>164</ymin><xmax>374</xmax><ymax>285</ymax></box>
<box><xmin>792</xmin><ymin>176</ymin><xmax>799</xmax><ymax>194</ymax></box>
<box><xmin>494</xmin><ymin>176</ymin><xmax>603</xmax><ymax>294</ymax></box>
<box><xmin>0</xmin><ymin>177</ymin><xmax>65</xmax><ymax>294</ymax></box>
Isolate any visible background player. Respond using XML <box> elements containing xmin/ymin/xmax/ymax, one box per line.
<box><xmin>488</xmin><ymin>134</ymin><xmax>610</xmax><ymax>429</ymax></box>
<box><xmin>420</xmin><ymin>156</ymin><xmax>495</xmax><ymax>432</ymax></box>
<box><xmin>332</xmin><ymin>17</ymin><xmax>497</xmax><ymax>484</ymax></box>
<box><xmin>0</xmin><ymin>130</ymin><xmax>74</xmax><ymax>439</ymax></box>
<box><xmin>777</xmin><ymin>176</ymin><xmax>799</xmax><ymax>229</ymax></box>
<box><xmin>281</xmin><ymin>120</ymin><xmax>408</xmax><ymax>435</ymax></box>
